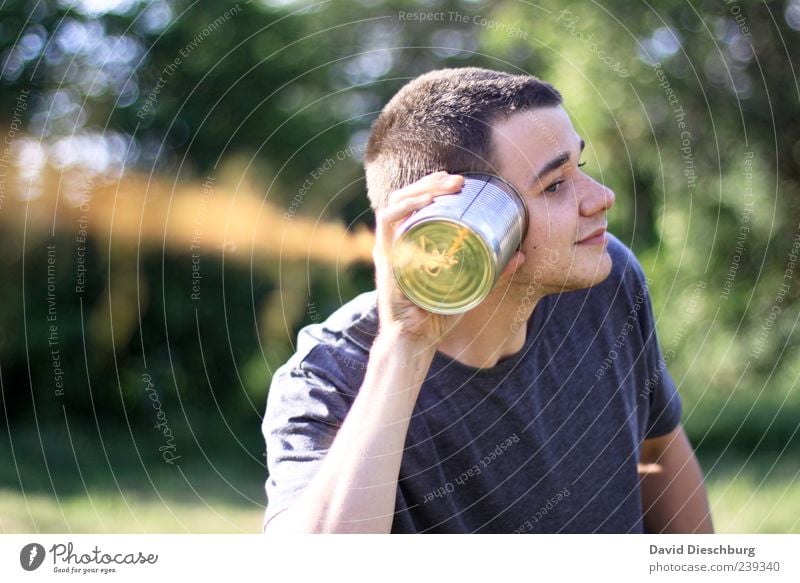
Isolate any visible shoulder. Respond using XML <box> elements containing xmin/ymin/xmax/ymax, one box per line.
<box><xmin>298</xmin><ymin>291</ymin><xmax>379</xmax><ymax>357</ymax></box>
<box><xmin>593</xmin><ymin>234</ymin><xmax>657</xmax><ymax>334</ymax></box>
<box><xmin>272</xmin><ymin>291</ymin><xmax>378</xmax><ymax>392</ymax></box>
<box><xmin>604</xmin><ymin>233</ymin><xmax>651</xmax><ymax>291</ymax></box>
<box><xmin>582</xmin><ymin>233</ymin><xmax>652</xmax><ymax>309</ymax></box>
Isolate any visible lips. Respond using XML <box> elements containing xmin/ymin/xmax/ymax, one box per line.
<box><xmin>577</xmin><ymin>227</ymin><xmax>607</xmax><ymax>244</ymax></box>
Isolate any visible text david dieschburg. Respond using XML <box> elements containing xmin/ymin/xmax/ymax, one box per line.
<box><xmin>650</xmin><ymin>544</ymin><xmax>755</xmax><ymax>558</ymax></box>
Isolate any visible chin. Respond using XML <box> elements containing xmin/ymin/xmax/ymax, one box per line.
<box><xmin>563</xmin><ymin>252</ymin><xmax>613</xmax><ymax>291</ymax></box>
<box><xmin>584</xmin><ymin>252</ymin><xmax>614</xmax><ymax>286</ymax></box>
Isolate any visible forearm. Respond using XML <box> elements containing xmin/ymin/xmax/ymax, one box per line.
<box><xmin>265</xmin><ymin>172</ymin><xmax>466</xmax><ymax>533</ymax></box>
<box><xmin>269</xmin><ymin>330</ymin><xmax>435</xmax><ymax>533</ymax></box>
<box><xmin>640</xmin><ymin>427</ymin><xmax>714</xmax><ymax>533</ymax></box>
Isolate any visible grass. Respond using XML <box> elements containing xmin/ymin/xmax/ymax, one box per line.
<box><xmin>0</xmin><ymin>423</ymin><xmax>267</xmax><ymax>533</ymax></box>
<box><xmin>1</xmin><ymin>426</ymin><xmax>798</xmax><ymax>533</ymax></box>
<box><xmin>0</xmin><ymin>489</ymin><xmax>264</xmax><ymax>533</ymax></box>
<box><xmin>701</xmin><ymin>450</ymin><xmax>800</xmax><ymax>533</ymax></box>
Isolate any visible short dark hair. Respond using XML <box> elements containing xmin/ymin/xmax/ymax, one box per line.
<box><xmin>364</xmin><ymin>67</ymin><xmax>562</xmax><ymax>209</ymax></box>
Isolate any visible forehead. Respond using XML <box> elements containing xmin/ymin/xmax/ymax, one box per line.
<box><xmin>490</xmin><ymin>106</ymin><xmax>579</xmax><ymax>163</ymax></box>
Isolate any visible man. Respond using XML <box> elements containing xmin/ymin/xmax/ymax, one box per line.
<box><xmin>262</xmin><ymin>68</ymin><xmax>714</xmax><ymax>533</ymax></box>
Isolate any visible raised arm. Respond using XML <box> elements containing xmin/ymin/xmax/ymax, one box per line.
<box><xmin>265</xmin><ymin>172</ymin><xmax>470</xmax><ymax>533</ymax></box>
<box><xmin>265</xmin><ymin>330</ymin><xmax>436</xmax><ymax>533</ymax></box>
<box><xmin>639</xmin><ymin>424</ymin><xmax>714</xmax><ymax>533</ymax></box>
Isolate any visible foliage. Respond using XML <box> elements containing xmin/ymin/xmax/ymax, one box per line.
<box><xmin>1</xmin><ymin>0</ymin><xmax>799</xmax><ymax>531</ymax></box>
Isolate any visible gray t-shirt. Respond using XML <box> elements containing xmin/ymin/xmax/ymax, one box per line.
<box><xmin>262</xmin><ymin>235</ymin><xmax>682</xmax><ymax>533</ymax></box>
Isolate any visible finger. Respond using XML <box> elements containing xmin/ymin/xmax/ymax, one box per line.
<box><xmin>381</xmin><ymin>191</ymin><xmax>436</xmax><ymax>225</ymax></box>
<box><xmin>375</xmin><ymin>192</ymin><xmax>431</xmax><ymax>251</ymax></box>
<box><xmin>381</xmin><ymin>173</ymin><xmax>465</xmax><ymax>230</ymax></box>
<box><xmin>375</xmin><ymin>172</ymin><xmax>466</xmax><ymax>278</ymax></box>
<box><xmin>385</xmin><ymin>172</ymin><xmax>464</xmax><ymax>208</ymax></box>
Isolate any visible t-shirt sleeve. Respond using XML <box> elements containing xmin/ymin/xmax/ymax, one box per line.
<box><xmin>261</xmin><ymin>354</ymin><xmax>353</xmax><ymax>528</ymax></box>
<box><xmin>644</xmin><ymin>360</ymin><xmax>682</xmax><ymax>438</ymax></box>
<box><xmin>635</xmin><ymin>273</ymin><xmax>683</xmax><ymax>439</ymax></box>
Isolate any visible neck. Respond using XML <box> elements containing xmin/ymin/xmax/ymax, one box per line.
<box><xmin>437</xmin><ymin>282</ymin><xmax>545</xmax><ymax>369</ymax></box>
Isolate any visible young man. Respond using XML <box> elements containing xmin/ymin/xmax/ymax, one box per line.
<box><xmin>262</xmin><ymin>68</ymin><xmax>714</xmax><ymax>534</ymax></box>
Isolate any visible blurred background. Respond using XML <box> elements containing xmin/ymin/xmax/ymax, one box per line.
<box><xmin>0</xmin><ymin>0</ymin><xmax>798</xmax><ymax>533</ymax></box>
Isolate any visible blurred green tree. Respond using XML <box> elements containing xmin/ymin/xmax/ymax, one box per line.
<box><xmin>0</xmin><ymin>0</ymin><xmax>797</xmax><ymax>460</ymax></box>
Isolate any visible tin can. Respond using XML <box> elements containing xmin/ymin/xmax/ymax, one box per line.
<box><xmin>392</xmin><ymin>173</ymin><xmax>528</xmax><ymax>314</ymax></box>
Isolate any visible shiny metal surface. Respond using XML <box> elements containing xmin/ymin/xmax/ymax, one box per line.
<box><xmin>392</xmin><ymin>173</ymin><xmax>527</xmax><ymax>314</ymax></box>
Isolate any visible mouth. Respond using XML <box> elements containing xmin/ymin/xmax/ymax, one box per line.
<box><xmin>576</xmin><ymin>227</ymin><xmax>608</xmax><ymax>245</ymax></box>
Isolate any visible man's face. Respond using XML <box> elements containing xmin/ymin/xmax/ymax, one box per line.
<box><xmin>490</xmin><ymin>106</ymin><xmax>615</xmax><ymax>294</ymax></box>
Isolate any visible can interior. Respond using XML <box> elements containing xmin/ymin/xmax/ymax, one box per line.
<box><xmin>392</xmin><ymin>218</ymin><xmax>494</xmax><ymax>314</ymax></box>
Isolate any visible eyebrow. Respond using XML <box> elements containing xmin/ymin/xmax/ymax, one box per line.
<box><xmin>527</xmin><ymin>138</ymin><xmax>586</xmax><ymax>189</ymax></box>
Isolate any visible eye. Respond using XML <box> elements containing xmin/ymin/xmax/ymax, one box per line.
<box><xmin>544</xmin><ymin>180</ymin><xmax>564</xmax><ymax>193</ymax></box>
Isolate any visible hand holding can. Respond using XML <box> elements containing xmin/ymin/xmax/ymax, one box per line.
<box><xmin>392</xmin><ymin>173</ymin><xmax>528</xmax><ymax>315</ymax></box>
<box><xmin>373</xmin><ymin>172</ymin><xmax>468</xmax><ymax>345</ymax></box>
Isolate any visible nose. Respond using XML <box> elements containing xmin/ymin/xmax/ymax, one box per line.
<box><xmin>579</xmin><ymin>176</ymin><xmax>615</xmax><ymax>217</ymax></box>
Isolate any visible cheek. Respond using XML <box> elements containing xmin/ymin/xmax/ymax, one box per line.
<box><xmin>525</xmin><ymin>212</ymin><xmax>575</xmax><ymax>248</ymax></box>
<box><xmin>521</xmin><ymin>225</ymin><xmax>575</xmax><ymax>272</ymax></box>
<box><xmin>530</xmin><ymin>196</ymin><xmax>577</xmax><ymax>233</ymax></box>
